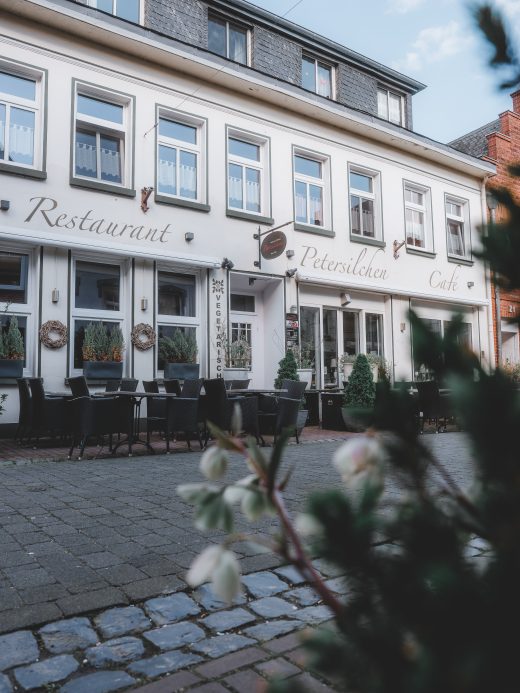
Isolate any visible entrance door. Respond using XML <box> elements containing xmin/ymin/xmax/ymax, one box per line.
<box><xmin>229</xmin><ymin>314</ymin><xmax>263</xmax><ymax>387</ymax></box>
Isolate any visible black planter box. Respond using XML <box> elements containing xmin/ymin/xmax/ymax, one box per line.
<box><xmin>164</xmin><ymin>363</ymin><xmax>200</xmax><ymax>380</ymax></box>
<box><xmin>83</xmin><ymin>361</ymin><xmax>123</xmax><ymax>379</ymax></box>
<box><xmin>0</xmin><ymin>359</ymin><xmax>23</xmax><ymax>378</ymax></box>
<box><xmin>321</xmin><ymin>392</ymin><xmax>347</xmax><ymax>431</ymax></box>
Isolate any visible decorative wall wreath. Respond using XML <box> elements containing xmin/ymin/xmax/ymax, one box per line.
<box><xmin>131</xmin><ymin>323</ymin><xmax>156</xmax><ymax>351</ymax></box>
<box><xmin>40</xmin><ymin>320</ymin><xmax>68</xmax><ymax>349</ymax></box>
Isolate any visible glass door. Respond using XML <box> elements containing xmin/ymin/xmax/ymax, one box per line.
<box><xmin>300</xmin><ymin>306</ymin><xmax>320</xmax><ymax>388</ymax></box>
<box><xmin>322</xmin><ymin>309</ymin><xmax>338</xmax><ymax>386</ymax></box>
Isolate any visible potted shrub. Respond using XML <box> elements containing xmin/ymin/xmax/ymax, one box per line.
<box><xmin>341</xmin><ymin>353</ymin><xmax>387</xmax><ymax>383</ymax></box>
<box><xmin>222</xmin><ymin>336</ymin><xmax>251</xmax><ymax>381</ymax></box>
<box><xmin>82</xmin><ymin>322</ymin><xmax>125</xmax><ymax>379</ymax></box>
<box><xmin>342</xmin><ymin>353</ymin><xmax>375</xmax><ymax>431</ymax></box>
<box><xmin>159</xmin><ymin>329</ymin><xmax>199</xmax><ymax>379</ymax></box>
<box><xmin>0</xmin><ymin>316</ymin><xmax>24</xmax><ymax>378</ymax></box>
<box><xmin>292</xmin><ymin>342</ymin><xmax>314</xmax><ymax>388</ymax></box>
<box><xmin>274</xmin><ymin>350</ymin><xmax>308</xmax><ymax>433</ymax></box>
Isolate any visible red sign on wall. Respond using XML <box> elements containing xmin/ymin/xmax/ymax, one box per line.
<box><xmin>260</xmin><ymin>230</ymin><xmax>287</xmax><ymax>260</ymax></box>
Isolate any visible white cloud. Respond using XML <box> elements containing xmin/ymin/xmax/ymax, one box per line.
<box><xmin>386</xmin><ymin>0</ymin><xmax>425</xmax><ymax>13</ymax></box>
<box><xmin>393</xmin><ymin>20</ymin><xmax>472</xmax><ymax>72</ymax></box>
<box><xmin>495</xmin><ymin>0</ymin><xmax>520</xmax><ymax>19</ymax></box>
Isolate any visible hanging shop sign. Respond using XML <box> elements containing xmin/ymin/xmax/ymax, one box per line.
<box><xmin>260</xmin><ymin>230</ymin><xmax>287</xmax><ymax>260</ymax></box>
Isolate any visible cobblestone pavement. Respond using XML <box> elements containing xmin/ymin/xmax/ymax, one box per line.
<box><xmin>0</xmin><ymin>434</ymin><xmax>474</xmax><ymax>691</ymax></box>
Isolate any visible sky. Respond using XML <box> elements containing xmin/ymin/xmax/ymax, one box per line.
<box><xmin>250</xmin><ymin>0</ymin><xmax>520</xmax><ymax>144</ymax></box>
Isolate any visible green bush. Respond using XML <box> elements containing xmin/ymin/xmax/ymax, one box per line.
<box><xmin>82</xmin><ymin>322</ymin><xmax>125</xmax><ymax>362</ymax></box>
<box><xmin>158</xmin><ymin>329</ymin><xmax>198</xmax><ymax>364</ymax></box>
<box><xmin>274</xmin><ymin>350</ymin><xmax>299</xmax><ymax>389</ymax></box>
<box><xmin>0</xmin><ymin>317</ymin><xmax>24</xmax><ymax>360</ymax></box>
<box><xmin>343</xmin><ymin>353</ymin><xmax>375</xmax><ymax>408</ymax></box>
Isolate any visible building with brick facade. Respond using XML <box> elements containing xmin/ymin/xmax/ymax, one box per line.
<box><xmin>451</xmin><ymin>91</ymin><xmax>520</xmax><ymax>366</ymax></box>
<box><xmin>0</xmin><ymin>0</ymin><xmax>495</xmax><ymax>426</ymax></box>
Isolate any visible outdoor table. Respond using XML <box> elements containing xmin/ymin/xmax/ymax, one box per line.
<box><xmin>94</xmin><ymin>391</ymin><xmax>178</xmax><ymax>455</ymax></box>
<box><xmin>228</xmin><ymin>388</ymin><xmax>287</xmax><ymax>395</ymax></box>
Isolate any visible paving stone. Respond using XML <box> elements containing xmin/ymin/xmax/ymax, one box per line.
<box><xmin>13</xmin><ymin>654</ymin><xmax>78</xmax><ymax>690</ymax></box>
<box><xmin>83</xmin><ymin>552</ymin><xmax>124</xmax><ymax>569</ymax></box>
<box><xmin>201</xmin><ymin>608</ymin><xmax>256</xmax><ymax>632</ymax></box>
<box><xmin>191</xmin><ymin>684</ymin><xmax>229</xmax><ymax>693</ymax></box>
<box><xmin>290</xmin><ymin>605</ymin><xmax>332</xmax><ymax>624</ymax></box>
<box><xmin>291</xmin><ymin>672</ymin><xmax>337</xmax><ymax>692</ymax></box>
<box><xmin>96</xmin><ymin>564</ymin><xmax>147</xmax><ymax>585</ymax></box>
<box><xmin>144</xmin><ymin>622</ymin><xmax>205</xmax><ymax>650</ymax></box>
<box><xmin>57</xmin><ymin>587</ymin><xmax>127</xmax><ymax>616</ymax></box>
<box><xmin>0</xmin><ymin>674</ymin><xmax>12</xmax><ymax>693</ymax></box>
<box><xmin>94</xmin><ymin>606</ymin><xmax>150</xmax><ymax>639</ymax></box>
<box><xmin>85</xmin><ymin>636</ymin><xmax>145</xmax><ymax>667</ymax></box>
<box><xmin>224</xmin><ymin>669</ymin><xmax>267</xmax><ymax>692</ymax></box>
<box><xmin>61</xmin><ymin>670</ymin><xmax>136</xmax><ymax>693</ymax></box>
<box><xmin>193</xmin><ymin>583</ymin><xmax>247</xmax><ymax>611</ymax></box>
<box><xmin>324</xmin><ymin>577</ymin><xmax>349</xmax><ymax>595</ymax></box>
<box><xmin>312</xmin><ymin>559</ymin><xmax>344</xmax><ymax>578</ymax></box>
<box><xmin>0</xmin><ymin>602</ymin><xmax>62</xmax><ymax>634</ymax></box>
<box><xmin>241</xmin><ymin>571</ymin><xmax>288</xmax><ymax>598</ymax></box>
<box><xmin>191</xmin><ymin>633</ymin><xmax>255</xmax><ymax>659</ymax></box>
<box><xmin>287</xmin><ymin>586</ymin><xmax>321</xmax><ymax>606</ymax></box>
<box><xmin>0</xmin><ymin>631</ymin><xmax>39</xmax><ymax>671</ymax></box>
<box><xmin>274</xmin><ymin>565</ymin><xmax>307</xmax><ymax>585</ymax></box>
<box><xmin>39</xmin><ymin>617</ymin><xmax>98</xmax><ymax>654</ymax></box>
<box><xmin>249</xmin><ymin>597</ymin><xmax>298</xmax><ymax>618</ymax></box>
<box><xmin>128</xmin><ymin>651</ymin><xmax>202</xmax><ymax>678</ymax></box>
<box><xmin>131</xmin><ymin>671</ymin><xmax>201</xmax><ymax>692</ymax></box>
<box><xmin>195</xmin><ymin>647</ymin><xmax>267</xmax><ymax>679</ymax></box>
<box><xmin>144</xmin><ymin>592</ymin><xmax>200</xmax><ymax>625</ymax></box>
<box><xmin>244</xmin><ymin>619</ymin><xmax>301</xmax><ymax>641</ymax></box>
<box><xmin>256</xmin><ymin>656</ymin><xmax>301</xmax><ymax>679</ymax></box>
<box><xmin>123</xmin><ymin>576</ymin><xmax>184</xmax><ymax>601</ymax></box>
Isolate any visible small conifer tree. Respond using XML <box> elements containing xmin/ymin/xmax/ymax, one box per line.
<box><xmin>5</xmin><ymin>317</ymin><xmax>24</xmax><ymax>360</ymax></box>
<box><xmin>274</xmin><ymin>350</ymin><xmax>299</xmax><ymax>389</ymax></box>
<box><xmin>343</xmin><ymin>353</ymin><xmax>375</xmax><ymax>408</ymax></box>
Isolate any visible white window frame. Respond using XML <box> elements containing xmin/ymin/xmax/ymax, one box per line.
<box><xmin>70</xmin><ymin>255</ymin><xmax>128</xmax><ymax>375</ymax></box>
<box><xmin>0</xmin><ymin>59</ymin><xmax>45</xmax><ymax>172</ymax></box>
<box><xmin>73</xmin><ymin>83</ymin><xmax>133</xmax><ymax>189</ymax></box>
<box><xmin>156</xmin><ymin>109</ymin><xmax>206</xmax><ymax>204</ymax></box>
<box><xmin>349</xmin><ymin>164</ymin><xmax>382</xmax><ymax>241</ymax></box>
<box><xmin>293</xmin><ymin>148</ymin><xmax>331</xmax><ymax>230</ymax></box>
<box><xmin>0</xmin><ymin>245</ymin><xmax>37</xmax><ymax>376</ymax></box>
<box><xmin>156</xmin><ymin>267</ymin><xmax>202</xmax><ymax>373</ymax></box>
<box><xmin>86</xmin><ymin>0</ymin><xmax>143</xmax><ymax>24</ymax></box>
<box><xmin>207</xmin><ymin>15</ymin><xmax>250</xmax><ymax>65</ymax></box>
<box><xmin>445</xmin><ymin>194</ymin><xmax>471</xmax><ymax>260</ymax></box>
<box><xmin>227</xmin><ymin>128</ymin><xmax>270</xmax><ymax>218</ymax></box>
<box><xmin>404</xmin><ymin>181</ymin><xmax>433</xmax><ymax>253</ymax></box>
<box><xmin>377</xmin><ymin>87</ymin><xmax>405</xmax><ymax>126</ymax></box>
<box><xmin>302</xmin><ymin>55</ymin><xmax>334</xmax><ymax>99</ymax></box>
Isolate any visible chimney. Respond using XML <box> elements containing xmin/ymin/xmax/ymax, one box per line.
<box><xmin>511</xmin><ymin>89</ymin><xmax>520</xmax><ymax>114</ymax></box>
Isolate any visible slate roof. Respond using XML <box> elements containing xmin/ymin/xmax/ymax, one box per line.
<box><xmin>449</xmin><ymin>119</ymin><xmax>501</xmax><ymax>159</ymax></box>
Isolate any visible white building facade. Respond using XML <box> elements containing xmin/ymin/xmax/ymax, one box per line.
<box><xmin>0</xmin><ymin>0</ymin><xmax>495</xmax><ymax>425</ymax></box>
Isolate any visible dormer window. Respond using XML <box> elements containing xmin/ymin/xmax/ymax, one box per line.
<box><xmin>208</xmin><ymin>16</ymin><xmax>249</xmax><ymax>65</ymax></box>
<box><xmin>302</xmin><ymin>56</ymin><xmax>333</xmax><ymax>98</ymax></box>
<box><xmin>377</xmin><ymin>88</ymin><xmax>404</xmax><ymax>126</ymax></box>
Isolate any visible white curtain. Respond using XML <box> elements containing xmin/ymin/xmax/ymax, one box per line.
<box><xmin>159</xmin><ymin>158</ymin><xmax>175</xmax><ymax>190</ymax></box>
<box><xmin>180</xmin><ymin>161</ymin><xmax>197</xmax><ymax>197</ymax></box>
<box><xmin>228</xmin><ymin>172</ymin><xmax>242</xmax><ymax>205</ymax></box>
<box><xmin>309</xmin><ymin>187</ymin><xmax>323</xmax><ymax>225</ymax></box>
<box><xmin>9</xmin><ymin>123</ymin><xmax>34</xmax><ymax>159</ymax></box>
<box><xmin>76</xmin><ymin>140</ymin><xmax>96</xmax><ymax>173</ymax></box>
<box><xmin>295</xmin><ymin>183</ymin><xmax>307</xmax><ymax>222</ymax></box>
<box><xmin>245</xmin><ymin>177</ymin><xmax>260</xmax><ymax>210</ymax></box>
<box><xmin>100</xmin><ymin>146</ymin><xmax>121</xmax><ymax>178</ymax></box>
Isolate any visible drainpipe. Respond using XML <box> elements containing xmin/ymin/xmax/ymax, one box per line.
<box><xmin>487</xmin><ymin>191</ymin><xmax>501</xmax><ymax>365</ymax></box>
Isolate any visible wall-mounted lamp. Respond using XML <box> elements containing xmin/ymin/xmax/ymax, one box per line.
<box><xmin>140</xmin><ymin>187</ymin><xmax>153</xmax><ymax>213</ymax></box>
<box><xmin>289</xmin><ymin>305</ymin><xmax>297</xmax><ymax>314</ymax></box>
<box><xmin>285</xmin><ymin>249</ymin><xmax>295</xmax><ymax>259</ymax></box>
<box><xmin>467</xmin><ymin>281</ymin><xmax>474</xmax><ymax>289</ymax></box>
<box><xmin>341</xmin><ymin>293</ymin><xmax>352</xmax><ymax>306</ymax></box>
<box><xmin>0</xmin><ymin>200</ymin><xmax>10</xmax><ymax>211</ymax></box>
<box><xmin>285</xmin><ymin>268</ymin><xmax>297</xmax><ymax>278</ymax></box>
<box><xmin>184</xmin><ymin>232</ymin><xmax>194</xmax><ymax>243</ymax></box>
<box><xmin>221</xmin><ymin>258</ymin><xmax>234</xmax><ymax>270</ymax></box>
<box><xmin>51</xmin><ymin>289</ymin><xmax>60</xmax><ymax>304</ymax></box>
<box><xmin>400</xmin><ymin>322</ymin><xmax>406</xmax><ymax>333</ymax></box>
<box><xmin>486</xmin><ymin>191</ymin><xmax>498</xmax><ymax>211</ymax></box>
<box><xmin>140</xmin><ymin>297</ymin><xmax>148</xmax><ymax>311</ymax></box>
<box><xmin>393</xmin><ymin>239</ymin><xmax>405</xmax><ymax>259</ymax></box>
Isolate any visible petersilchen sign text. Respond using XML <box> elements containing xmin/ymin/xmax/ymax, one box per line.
<box><xmin>25</xmin><ymin>197</ymin><xmax>172</xmax><ymax>244</ymax></box>
<box><xmin>300</xmin><ymin>245</ymin><xmax>388</xmax><ymax>281</ymax></box>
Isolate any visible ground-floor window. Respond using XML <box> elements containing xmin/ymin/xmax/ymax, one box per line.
<box><xmin>0</xmin><ymin>249</ymin><xmax>34</xmax><ymax>372</ymax></box>
<box><xmin>412</xmin><ymin>318</ymin><xmax>472</xmax><ymax>381</ymax></box>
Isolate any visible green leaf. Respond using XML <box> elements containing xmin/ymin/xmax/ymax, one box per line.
<box><xmin>267</xmin><ymin>429</ymin><xmax>291</xmax><ymax>493</ymax></box>
<box><xmin>195</xmin><ymin>492</ymin><xmax>234</xmax><ymax>532</ymax></box>
<box><xmin>206</xmin><ymin>422</ymin><xmax>243</xmax><ymax>452</ymax></box>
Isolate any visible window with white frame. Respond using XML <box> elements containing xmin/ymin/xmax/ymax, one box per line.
<box><xmin>73</xmin><ymin>85</ymin><xmax>132</xmax><ymax>188</ymax></box>
<box><xmin>0</xmin><ymin>63</ymin><xmax>44</xmax><ymax>170</ymax></box>
<box><xmin>302</xmin><ymin>56</ymin><xmax>333</xmax><ymax>98</ymax></box>
<box><xmin>404</xmin><ymin>182</ymin><xmax>433</xmax><ymax>251</ymax></box>
<box><xmin>208</xmin><ymin>15</ymin><xmax>249</xmax><ymax>65</ymax></box>
<box><xmin>366</xmin><ymin>313</ymin><xmax>384</xmax><ymax>357</ymax></box>
<box><xmin>157</xmin><ymin>113</ymin><xmax>205</xmax><ymax>202</ymax></box>
<box><xmin>0</xmin><ymin>250</ymin><xmax>33</xmax><ymax>371</ymax></box>
<box><xmin>72</xmin><ymin>259</ymin><xmax>124</xmax><ymax>370</ymax></box>
<box><xmin>227</xmin><ymin>132</ymin><xmax>269</xmax><ymax>216</ymax></box>
<box><xmin>445</xmin><ymin>196</ymin><xmax>470</xmax><ymax>259</ymax></box>
<box><xmin>349</xmin><ymin>167</ymin><xmax>381</xmax><ymax>240</ymax></box>
<box><xmin>87</xmin><ymin>0</ymin><xmax>141</xmax><ymax>23</ymax></box>
<box><xmin>377</xmin><ymin>88</ymin><xmax>404</xmax><ymax>125</ymax></box>
<box><xmin>294</xmin><ymin>151</ymin><xmax>329</xmax><ymax>228</ymax></box>
<box><xmin>157</xmin><ymin>270</ymin><xmax>200</xmax><ymax>371</ymax></box>
<box><xmin>413</xmin><ymin>318</ymin><xmax>472</xmax><ymax>380</ymax></box>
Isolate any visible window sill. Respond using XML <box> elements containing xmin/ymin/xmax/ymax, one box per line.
<box><xmin>406</xmin><ymin>246</ymin><xmax>436</xmax><ymax>259</ymax></box>
<box><xmin>70</xmin><ymin>177</ymin><xmax>136</xmax><ymax>197</ymax></box>
<box><xmin>0</xmin><ymin>163</ymin><xmax>47</xmax><ymax>180</ymax></box>
<box><xmin>226</xmin><ymin>209</ymin><xmax>274</xmax><ymax>225</ymax></box>
<box><xmin>447</xmin><ymin>255</ymin><xmax>474</xmax><ymax>267</ymax></box>
<box><xmin>294</xmin><ymin>222</ymin><xmax>335</xmax><ymax>238</ymax></box>
<box><xmin>155</xmin><ymin>194</ymin><xmax>210</xmax><ymax>213</ymax></box>
<box><xmin>350</xmin><ymin>234</ymin><xmax>385</xmax><ymax>249</ymax></box>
